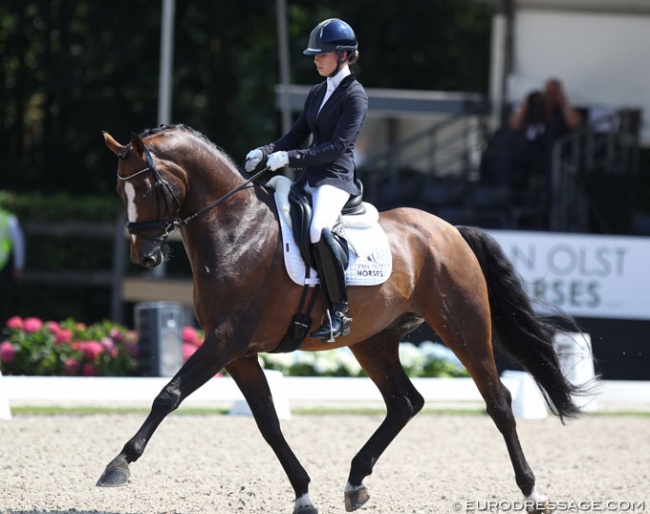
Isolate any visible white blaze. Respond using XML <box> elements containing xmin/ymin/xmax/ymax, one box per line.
<box><xmin>124</xmin><ymin>182</ymin><xmax>139</xmax><ymax>242</ymax></box>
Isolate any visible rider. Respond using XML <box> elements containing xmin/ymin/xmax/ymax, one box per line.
<box><xmin>244</xmin><ymin>18</ymin><xmax>368</xmax><ymax>342</ymax></box>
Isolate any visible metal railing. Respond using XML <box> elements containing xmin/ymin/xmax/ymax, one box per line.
<box><xmin>358</xmin><ymin>113</ymin><xmax>488</xmax><ymax>204</ymax></box>
<box><xmin>550</xmin><ymin>109</ymin><xmax>640</xmax><ymax>232</ymax></box>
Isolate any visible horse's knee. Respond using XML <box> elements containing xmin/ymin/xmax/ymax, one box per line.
<box><xmin>385</xmin><ymin>389</ymin><xmax>424</xmax><ymax>425</ymax></box>
<box><xmin>410</xmin><ymin>390</ymin><xmax>425</xmax><ymax>416</ymax></box>
<box><xmin>152</xmin><ymin>383</ymin><xmax>182</xmax><ymax>413</ymax></box>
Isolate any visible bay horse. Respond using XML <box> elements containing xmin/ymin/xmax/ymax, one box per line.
<box><xmin>99</xmin><ymin>124</ymin><xmax>584</xmax><ymax>514</ymax></box>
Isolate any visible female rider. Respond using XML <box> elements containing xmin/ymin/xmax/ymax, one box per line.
<box><xmin>245</xmin><ymin>18</ymin><xmax>368</xmax><ymax>342</ymax></box>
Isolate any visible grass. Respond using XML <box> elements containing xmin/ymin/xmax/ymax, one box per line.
<box><xmin>8</xmin><ymin>405</ymin><xmax>649</xmax><ymax>417</ymax></box>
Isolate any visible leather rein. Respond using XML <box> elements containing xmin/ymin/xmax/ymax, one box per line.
<box><xmin>117</xmin><ymin>144</ymin><xmax>269</xmax><ymax>241</ymax></box>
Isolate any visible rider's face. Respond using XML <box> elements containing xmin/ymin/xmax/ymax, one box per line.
<box><xmin>314</xmin><ymin>52</ymin><xmax>339</xmax><ymax>77</ymax></box>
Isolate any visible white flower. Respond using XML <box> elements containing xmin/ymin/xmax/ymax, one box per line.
<box><xmin>399</xmin><ymin>342</ymin><xmax>425</xmax><ymax>376</ymax></box>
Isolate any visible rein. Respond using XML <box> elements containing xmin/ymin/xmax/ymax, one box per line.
<box><xmin>118</xmin><ymin>144</ymin><xmax>270</xmax><ymax>239</ymax></box>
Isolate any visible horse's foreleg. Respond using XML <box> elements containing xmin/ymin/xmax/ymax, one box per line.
<box><xmin>227</xmin><ymin>356</ymin><xmax>316</xmax><ymax>514</ymax></box>
<box><xmin>96</xmin><ymin>338</ymin><xmax>231</xmax><ymax>488</ymax></box>
<box><xmin>345</xmin><ymin>335</ymin><xmax>425</xmax><ymax>512</ymax></box>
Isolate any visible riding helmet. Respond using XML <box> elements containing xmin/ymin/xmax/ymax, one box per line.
<box><xmin>303</xmin><ymin>18</ymin><xmax>358</xmax><ymax>56</ymax></box>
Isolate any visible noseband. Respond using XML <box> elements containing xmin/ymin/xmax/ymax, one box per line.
<box><xmin>117</xmin><ymin>144</ymin><xmax>270</xmax><ymax>242</ymax></box>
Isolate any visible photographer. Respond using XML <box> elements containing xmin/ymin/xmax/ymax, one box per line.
<box><xmin>499</xmin><ymin>78</ymin><xmax>582</xmax><ymax>203</ymax></box>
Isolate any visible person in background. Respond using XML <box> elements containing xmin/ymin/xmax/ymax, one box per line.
<box><xmin>501</xmin><ymin>78</ymin><xmax>582</xmax><ymax>200</ymax></box>
<box><xmin>0</xmin><ymin>207</ymin><xmax>26</xmax><ymax>295</ymax></box>
<box><xmin>244</xmin><ymin>18</ymin><xmax>368</xmax><ymax>342</ymax></box>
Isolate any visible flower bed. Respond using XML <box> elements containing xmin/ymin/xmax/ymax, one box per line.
<box><xmin>1</xmin><ymin>317</ymin><xmax>468</xmax><ymax>379</ymax></box>
<box><xmin>1</xmin><ymin>316</ymin><xmax>138</xmax><ymax>377</ymax></box>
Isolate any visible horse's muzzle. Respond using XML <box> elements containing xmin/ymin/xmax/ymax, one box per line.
<box><xmin>130</xmin><ymin>242</ymin><xmax>169</xmax><ymax>269</ymax></box>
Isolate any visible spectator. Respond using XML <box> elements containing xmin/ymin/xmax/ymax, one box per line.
<box><xmin>499</xmin><ymin>78</ymin><xmax>582</xmax><ymax>202</ymax></box>
<box><xmin>0</xmin><ymin>207</ymin><xmax>26</xmax><ymax>295</ymax></box>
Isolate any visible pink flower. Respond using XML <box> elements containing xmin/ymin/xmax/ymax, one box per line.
<box><xmin>65</xmin><ymin>358</ymin><xmax>81</xmax><ymax>376</ymax></box>
<box><xmin>101</xmin><ymin>337</ymin><xmax>118</xmax><ymax>358</ymax></box>
<box><xmin>0</xmin><ymin>341</ymin><xmax>16</xmax><ymax>363</ymax></box>
<box><xmin>83</xmin><ymin>341</ymin><xmax>104</xmax><ymax>361</ymax></box>
<box><xmin>181</xmin><ymin>326</ymin><xmax>199</xmax><ymax>345</ymax></box>
<box><xmin>182</xmin><ymin>343</ymin><xmax>197</xmax><ymax>361</ymax></box>
<box><xmin>6</xmin><ymin>316</ymin><xmax>23</xmax><ymax>330</ymax></box>
<box><xmin>82</xmin><ymin>363</ymin><xmax>98</xmax><ymax>376</ymax></box>
<box><xmin>55</xmin><ymin>329</ymin><xmax>73</xmax><ymax>345</ymax></box>
<box><xmin>109</xmin><ymin>328</ymin><xmax>123</xmax><ymax>341</ymax></box>
<box><xmin>23</xmin><ymin>317</ymin><xmax>44</xmax><ymax>333</ymax></box>
<box><xmin>47</xmin><ymin>321</ymin><xmax>60</xmax><ymax>333</ymax></box>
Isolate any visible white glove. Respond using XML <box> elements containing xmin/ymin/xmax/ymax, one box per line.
<box><xmin>244</xmin><ymin>148</ymin><xmax>264</xmax><ymax>172</ymax></box>
<box><xmin>267</xmin><ymin>151</ymin><xmax>289</xmax><ymax>171</ymax></box>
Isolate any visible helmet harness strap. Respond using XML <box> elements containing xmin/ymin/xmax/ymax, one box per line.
<box><xmin>329</xmin><ymin>49</ymin><xmax>349</xmax><ymax>78</ymax></box>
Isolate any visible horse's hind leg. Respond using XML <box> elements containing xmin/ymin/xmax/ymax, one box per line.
<box><xmin>227</xmin><ymin>355</ymin><xmax>316</xmax><ymax>514</ymax></box>
<box><xmin>345</xmin><ymin>331</ymin><xmax>425</xmax><ymax>512</ymax></box>
<box><xmin>437</xmin><ymin>320</ymin><xmax>547</xmax><ymax>512</ymax></box>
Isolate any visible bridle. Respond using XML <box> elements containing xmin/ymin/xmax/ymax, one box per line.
<box><xmin>117</xmin><ymin>144</ymin><xmax>269</xmax><ymax>242</ymax></box>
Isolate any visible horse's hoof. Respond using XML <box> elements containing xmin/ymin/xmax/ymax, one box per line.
<box><xmin>293</xmin><ymin>506</ymin><xmax>318</xmax><ymax>514</ymax></box>
<box><xmin>526</xmin><ymin>494</ymin><xmax>552</xmax><ymax>514</ymax></box>
<box><xmin>96</xmin><ymin>457</ymin><xmax>131</xmax><ymax>487</ymax></box>
<box><xmin>344</xmin><ymin>484</ymin><xmax>370</xmax><ymax>512</ymax></box>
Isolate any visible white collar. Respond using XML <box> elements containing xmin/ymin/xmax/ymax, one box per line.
<box><xmin>327</xmin><ymin>66</ymin><xmax>351</xmax><ymax>91</ymax></box>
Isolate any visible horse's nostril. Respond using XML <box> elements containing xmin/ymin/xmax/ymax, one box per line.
<box><xmin>142</xmin><ymin>255</ymin><xmax>158</xmax><ymax>268</ymax></box>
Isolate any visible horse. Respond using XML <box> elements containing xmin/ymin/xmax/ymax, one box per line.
<box><xmin>99</xmin><ymin>124</ymin><xmax>585</xmax><ymax>514</ymax></box>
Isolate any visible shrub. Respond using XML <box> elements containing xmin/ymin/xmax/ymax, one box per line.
<box><xmin>1</xmin><ymin>315</ymin><xmax>469</xmax><ymax>379</ymax></box>
<box><xmin>181</xmin><ymin>328</ymin><xmax>467</xmax><ymax>378</ymax></box>
<box><xmin>0</xmin><ymin>316</ymin><xmax>138</xmax><ymax>377</ymax></box>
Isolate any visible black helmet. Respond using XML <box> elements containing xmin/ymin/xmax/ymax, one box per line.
<box><xmin>303</xmin><ymin>18</ymin><xmax>358</xmax><ymax>56</ymax></box>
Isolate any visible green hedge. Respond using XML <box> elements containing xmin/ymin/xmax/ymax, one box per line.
<box><xmin>0</xmin><ymin>191</ymin><xmax>193</xmax><ymax>325</ymax></box>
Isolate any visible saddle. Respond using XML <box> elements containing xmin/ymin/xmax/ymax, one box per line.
<box><xmin>288</xmin><ymin>185</ymin><xmax>364</xmax><ymax>271</ymax></box>
<box><xmin>271</xmin><ymin>179</ymin><xmax>370</xmax><ymax>353</ymax></box>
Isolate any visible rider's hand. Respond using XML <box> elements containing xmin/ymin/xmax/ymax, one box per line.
<box><xmin>267</xmin><ymin>151</ymin><xmax>289</xmax><ymax>171</ymax></box>
<box><xmin>244</xmin><ymin>148</ymin><xmax>264</xmax><ymax>172</ymax></box>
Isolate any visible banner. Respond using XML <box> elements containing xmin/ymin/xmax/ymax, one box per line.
<box><xmin>488</xmin><ymin>230</ymin><xmax>650</xmax><ymax>320</ymax></box>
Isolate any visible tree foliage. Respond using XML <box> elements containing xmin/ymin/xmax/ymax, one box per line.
<box><xmin>0</xmin><ymin>0</ymin><xmax>492</xmax><ymax>196</ymax></box>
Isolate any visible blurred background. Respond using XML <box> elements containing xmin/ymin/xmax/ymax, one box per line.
<box><xmin>1</xmin><ymin>0</ymin><xmax>648</xmax><ymax>379</ymax></box>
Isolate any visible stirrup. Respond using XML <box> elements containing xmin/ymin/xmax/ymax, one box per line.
<box><xmin>311</xmin><ymin>310</ymin><xmax>352</xmax><ymax>343</ymax></box>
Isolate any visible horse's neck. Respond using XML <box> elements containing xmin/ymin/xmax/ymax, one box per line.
<box><xmin>180</xmin><ymin>182</ymin><xmax>277</xmax><ymax>277</ymax></box>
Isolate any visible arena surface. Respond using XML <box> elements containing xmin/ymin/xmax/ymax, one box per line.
<box><xmin>2</xmin><ymin>412</ymin><xmax>648</xmax><ymax>513</ymax></box>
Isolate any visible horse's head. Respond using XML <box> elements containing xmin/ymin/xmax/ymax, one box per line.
<box><xmin>103</xmin><ymin>131</ymin><xmax>186</xmax><ymax>269</ymax></box>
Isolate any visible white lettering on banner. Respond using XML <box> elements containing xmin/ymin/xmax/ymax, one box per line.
<box><xmin>487</xmin><ymin>230</ymin><xmax>650</xmax><ymax>320</ymax></box>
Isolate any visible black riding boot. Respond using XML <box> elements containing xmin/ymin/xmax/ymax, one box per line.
<box><xmin>310</xmin><ymin>228</ymin><xmax>351</xmax><ymax>343</ymax></box>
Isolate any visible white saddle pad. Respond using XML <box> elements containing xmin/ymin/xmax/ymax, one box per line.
<box><xmin>266</xmin><ymin>176</ymin><xmax>392</xmax><ymax>287</ymax></box>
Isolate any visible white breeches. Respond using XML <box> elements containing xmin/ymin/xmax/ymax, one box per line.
<box><xmin>304</xmin><ymin>183</ymin><xmax>350</xmax><ymax>243</ymax></box>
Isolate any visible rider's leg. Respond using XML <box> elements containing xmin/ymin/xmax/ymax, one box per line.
<box><xmin>305</xmin><ymin>184</ymin><xmax>351</xmax><ymax>342</ymax></box>
<box><xmin>310</xmin><ymin>227</ymin><xmax>351</xmax><ymax>342</ymax></box>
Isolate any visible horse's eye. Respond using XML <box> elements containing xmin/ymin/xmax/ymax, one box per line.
<box><xmin>143</xmin><ymin>185</ymin><xmax>154</xmax><ymax>198</ymax></box>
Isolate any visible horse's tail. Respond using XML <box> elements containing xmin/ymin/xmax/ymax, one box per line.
<box><xmin>457</xmin><ymin>225</ymin><xmax>587</xmax><ymax>421</ymax></box>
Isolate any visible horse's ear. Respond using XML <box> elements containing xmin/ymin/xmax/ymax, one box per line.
<box><xmin>102</xmin><ymin>131</ymin><xmax>126</xmax><ymax>157</ymax></box>
<box><xmin>130</xmin><ymin>132</ymin><xmax>146</xmax><ymax>159</ymax></box>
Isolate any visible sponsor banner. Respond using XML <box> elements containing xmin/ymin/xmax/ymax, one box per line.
<box><xmin>488</xmin><ymin>230</ymin><xmax>650</xmax><ymax>320</ymax></box>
